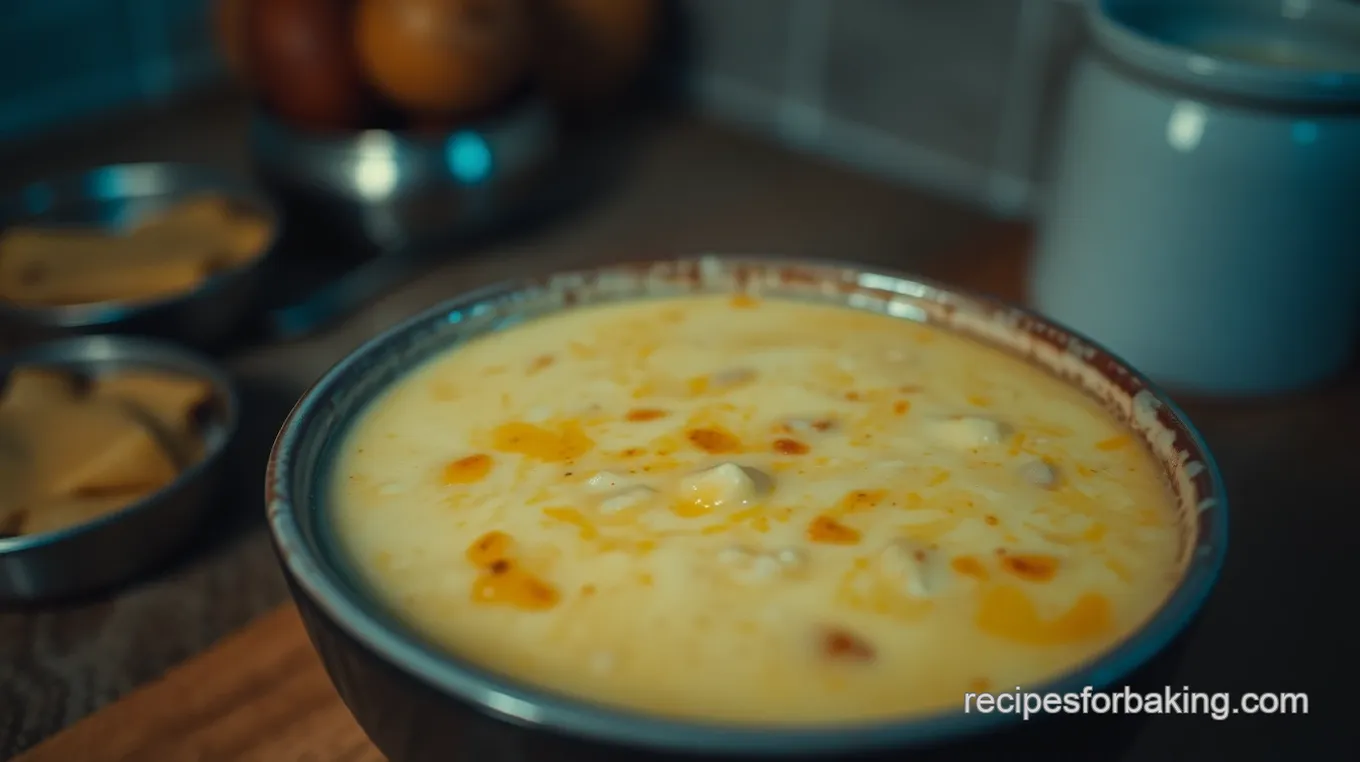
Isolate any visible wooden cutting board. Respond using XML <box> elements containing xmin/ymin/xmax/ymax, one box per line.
<box><xmin>13</xmin><ymin>604</ymin><xmax>385</xmax><ymax>762</ymax></box>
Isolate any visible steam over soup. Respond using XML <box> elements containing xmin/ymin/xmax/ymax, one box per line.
<box><xmin>332</xmin><ymin>295</ymin><xmax>1182</xmax><ymax>724</ymax></box>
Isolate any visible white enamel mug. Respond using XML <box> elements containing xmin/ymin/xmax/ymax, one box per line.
<box><xmin>1030</xmin><ymin>0</ymin><xmax>1360</xmax><ymax>396</ymax></box>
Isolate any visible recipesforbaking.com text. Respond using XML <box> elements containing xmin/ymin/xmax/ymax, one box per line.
<box><xmin>962</xmin><ymin>686</ymin><xmax>1308</xmax><ymax>721</ymax></box>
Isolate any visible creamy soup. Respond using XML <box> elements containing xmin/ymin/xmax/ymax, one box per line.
<box><xmin>332</xmin><ymin>295</ymin><xmax>1182</xmax><ymax>724</ymax></box>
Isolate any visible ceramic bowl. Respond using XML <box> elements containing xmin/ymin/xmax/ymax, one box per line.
<box><xmin>266</xmin><ymin>257</ymin><xmax>1228</xmax><ymax>761</ymax></box>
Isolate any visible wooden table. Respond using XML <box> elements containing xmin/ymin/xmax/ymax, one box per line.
<box><xmin>9</xmin><ymin>220</ymin><xmax>1355</xmax><ymax>761</ymax></box>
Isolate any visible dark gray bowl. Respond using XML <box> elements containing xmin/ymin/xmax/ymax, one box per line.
<box><xmin>0</xmin><ymin>335</ymin><xmax>239</xmax><ymax>601</ymax></box>
<box><xmin>0</xmin><ymin>162</ymin><xmax>280</xmax><ymax>349</ymax></box>
<box><xmin>266</xmin><ymin>257</ymin><xmax>1229</xmax><ymax>761</ymax></box>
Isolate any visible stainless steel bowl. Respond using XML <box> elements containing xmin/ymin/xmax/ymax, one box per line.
<box><xmin>249</xmin><ymin>94</ymin><xmax>559</xmax><ymax>255</ymax></box>
<box><xmin>0</xmin><ymin>162</ymin><xmax>281</xmax><ymax>349</ymax></box>
<box><xmin>267</xmin><ymin>257</ymin><xmax>1229</xmax><ymax>761</ymax></box>
<box><xmin>0</xmin><ymin>335</ymin><xmax>239</xmax><ymax>601</ymax></box>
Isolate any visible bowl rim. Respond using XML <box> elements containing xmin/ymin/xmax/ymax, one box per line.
<box><xmin>0</xmin><ymin>333</ymin><xmax>242</xmax><ymax>554</ymax></box>
<box><xmin>266</xmin><ymin>255</ymin><xmax>1228</xmax><ymax>755</ymax></box>
<box><xmin>1088</xmin><ymin>0</ymin><xmax>1360</xmax><ymax>104</ymax></box>
<box><xmin>246</xmin><ymin>89</ymin><xmax>556</xmax><ymax>153</ymax></box>
<box><xmin>0</xmin><ymin>161</ymin><xmax>282</xmax><ymax>328</ymax></box>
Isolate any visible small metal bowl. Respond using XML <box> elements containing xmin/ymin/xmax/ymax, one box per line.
<box><xmin>249</xmin><ymin>93</ymin><xmax>559</xmax><ymax>255</ymax></box>
<box><xmin>0</xmin><ymin>162</ymin><xmax>281</xmax><ymax>349</ymax></box>
<box><xmin>0</xmin><ymin>334</ymin><xmax>239</xmax><ymax>602</ymax></box>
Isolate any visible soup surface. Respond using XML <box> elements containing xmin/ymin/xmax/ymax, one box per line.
<box><xmin>332</xmin><ymin>295</ymin><xmax>1182</xmax><ymax>724</ymax></box>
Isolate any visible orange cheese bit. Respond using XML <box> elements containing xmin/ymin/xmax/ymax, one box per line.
<box><xmin>1135</xmin><ymin>508</ymin><xmax>1163</xmax><ymax>527</ymax></box>
<box><xmin>908</xmin><ymin>327</ymin><xmax>935</xmax><ymax>344</ymax></box>
<box><xmin>491</xmin><ymin>421</ymin><xmax>594</xmax><ymax>462</ymax></box>
<box><xmin>967</xmin><ymin>394</ymin><xmax>991</xmax><ymax>408</ymax></box>
<box><xmin>892</xmin><ymin>400</ymin><xmax>911</xmax><ymax>416</ymax></box>
<box><xmin>819</xmin><ymin>625</ymin><xmax>875</xmax><ymax>663</ymax></box>
<box><xmin>465</xmin><ymin>531</ymin><xmax>560</xmax><ymax>611</ymax></box>
<box><xmin>526</xmin><ymin>354</ymin><xmax>555</xmax><ymax>374</ymax></box>
<box><xmin>951</xmin><ymin>555</ymin><xmax>989</xmax><ymax>581</ymax></box>
<box><xmin>1095</xmin><ymin>434</ymin><xmax>1132</xmax><ymax>451</ymax></box>
<box><xmin>541</xmin><ymin>507</ymin><xmax>598</xmax><ymax>540</ymax></box>
<box><xmin>686</xmin><ymin>425</ymin><xmax>741</xmax><ymax>454</ymax></box>
<box><xmin>670</xmin><ymin>501</ymin><xmax>713</xmax><ymax>518</ymax></box>
<box><xmin>1001</xmin><ymin>554</ymin><xmax>1059</xmax><ymax>582</ymax></box>
<box><xmin>773</xmin><ymin>438</ymin><xmax>809</xmax><ymax>455</ymax></box>
<box><xmin>595</xmin><ymin>538</ymin><xmax>657</xmax><ymax>555</ymax></box>
<box><xmin>625</xmin><ymin>408</ymin><xmax>668</xmax><ymax>422</ymax></box>
<box><xmin>976</xmin><ymin>585</ymin><xmax>1112</xmax><ymax>645</ymax></box>
<box><xmin>428</xmin><ymin>380</ymin><xmax>459</xmax><ymax>401</ymax></box>
<box><xmin>927</xmin><ymin>468</ymin><xmax>951</xmax><ymax>487</ymax></box>
<box><xmin>807</xmin><ymin>514</ymin><xmax>861</xmax><ymax>545</ymax></box>
<box><xmin>836</xmin><ymin>489</ymin><xmax>887</xmax><ymax>514</ymax></box>
<box><xmin>471</xmin><ymin>559</ymin><xmax>561</xmax><ymax>611</ymax></box>
<box><xmin>466</xmin><ymin>530</ymin><xmax>513</xmax><ymax>566</ymax></box>
<box><xmin>729</xmin><ymin>293</ymin><xmax>760</xmax><ymax>309</ymax></box>
<box><xmin>1104</xmin><ymin>557</ymin><xmax>1132</xmax><ymax>583</ymax></box>
<box><xmin>442</xmin><ymin>453</ymin><xmax>493</xmax><ymax>484</ymax></box>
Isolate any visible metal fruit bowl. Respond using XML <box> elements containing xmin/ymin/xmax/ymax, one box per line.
<box><xmin>249</xmin><ymin>93</ymin><xmax>560</xmax><ymax>256</ymax></box>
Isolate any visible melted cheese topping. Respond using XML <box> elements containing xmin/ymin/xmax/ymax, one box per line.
<box><xmin>332</xmin><ymin>295</ymin><xmax>1181</xmax><ymax>725</ymax></box>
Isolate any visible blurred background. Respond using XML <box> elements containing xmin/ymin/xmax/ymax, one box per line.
<box><xmin>0</xmin><ymin>3</ymin><xmax>1078</xmax><ymax>754</ymax></box>
<box><xmin>0</xmin><ymin>0</ymin><xmax>1076</xmax><ymax>216</ymax></box>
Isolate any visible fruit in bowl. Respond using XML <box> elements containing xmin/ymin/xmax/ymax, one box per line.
<box><xmin>214</xmin><ymin>0</ymin><xmax>660</xmax><ymax>134</ymax></box>
<box><xmin>354</xmin><ymin>0</ymin><xmax>534</xmax><ymax>119</ymax></box>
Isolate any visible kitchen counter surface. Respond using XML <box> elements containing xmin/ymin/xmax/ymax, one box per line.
<box><xmin>0</xmin><ymin>94</ymin><xmax>988</xmax><ymax>757</ymax></box>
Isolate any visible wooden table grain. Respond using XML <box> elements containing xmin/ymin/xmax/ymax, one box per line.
<box><xmin>12</xmin><ymin>606</ymin><xmax>382</xmax><ymax>762</ymax></box>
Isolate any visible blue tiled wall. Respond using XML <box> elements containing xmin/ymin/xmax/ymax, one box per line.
<box><xmin>0</xmin><ymin>0</ymin><xmax>1090</xmax><ymax>217</ymax></box>
<box><xmin>683</xmin><ymin>0</ymin><xmax>1090</xmax><ymax>217</ymax></box>
<box><xmin>0</xmin><ymin>0</ymin><xmax>223</xmax><ymax>141</ymax></box>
